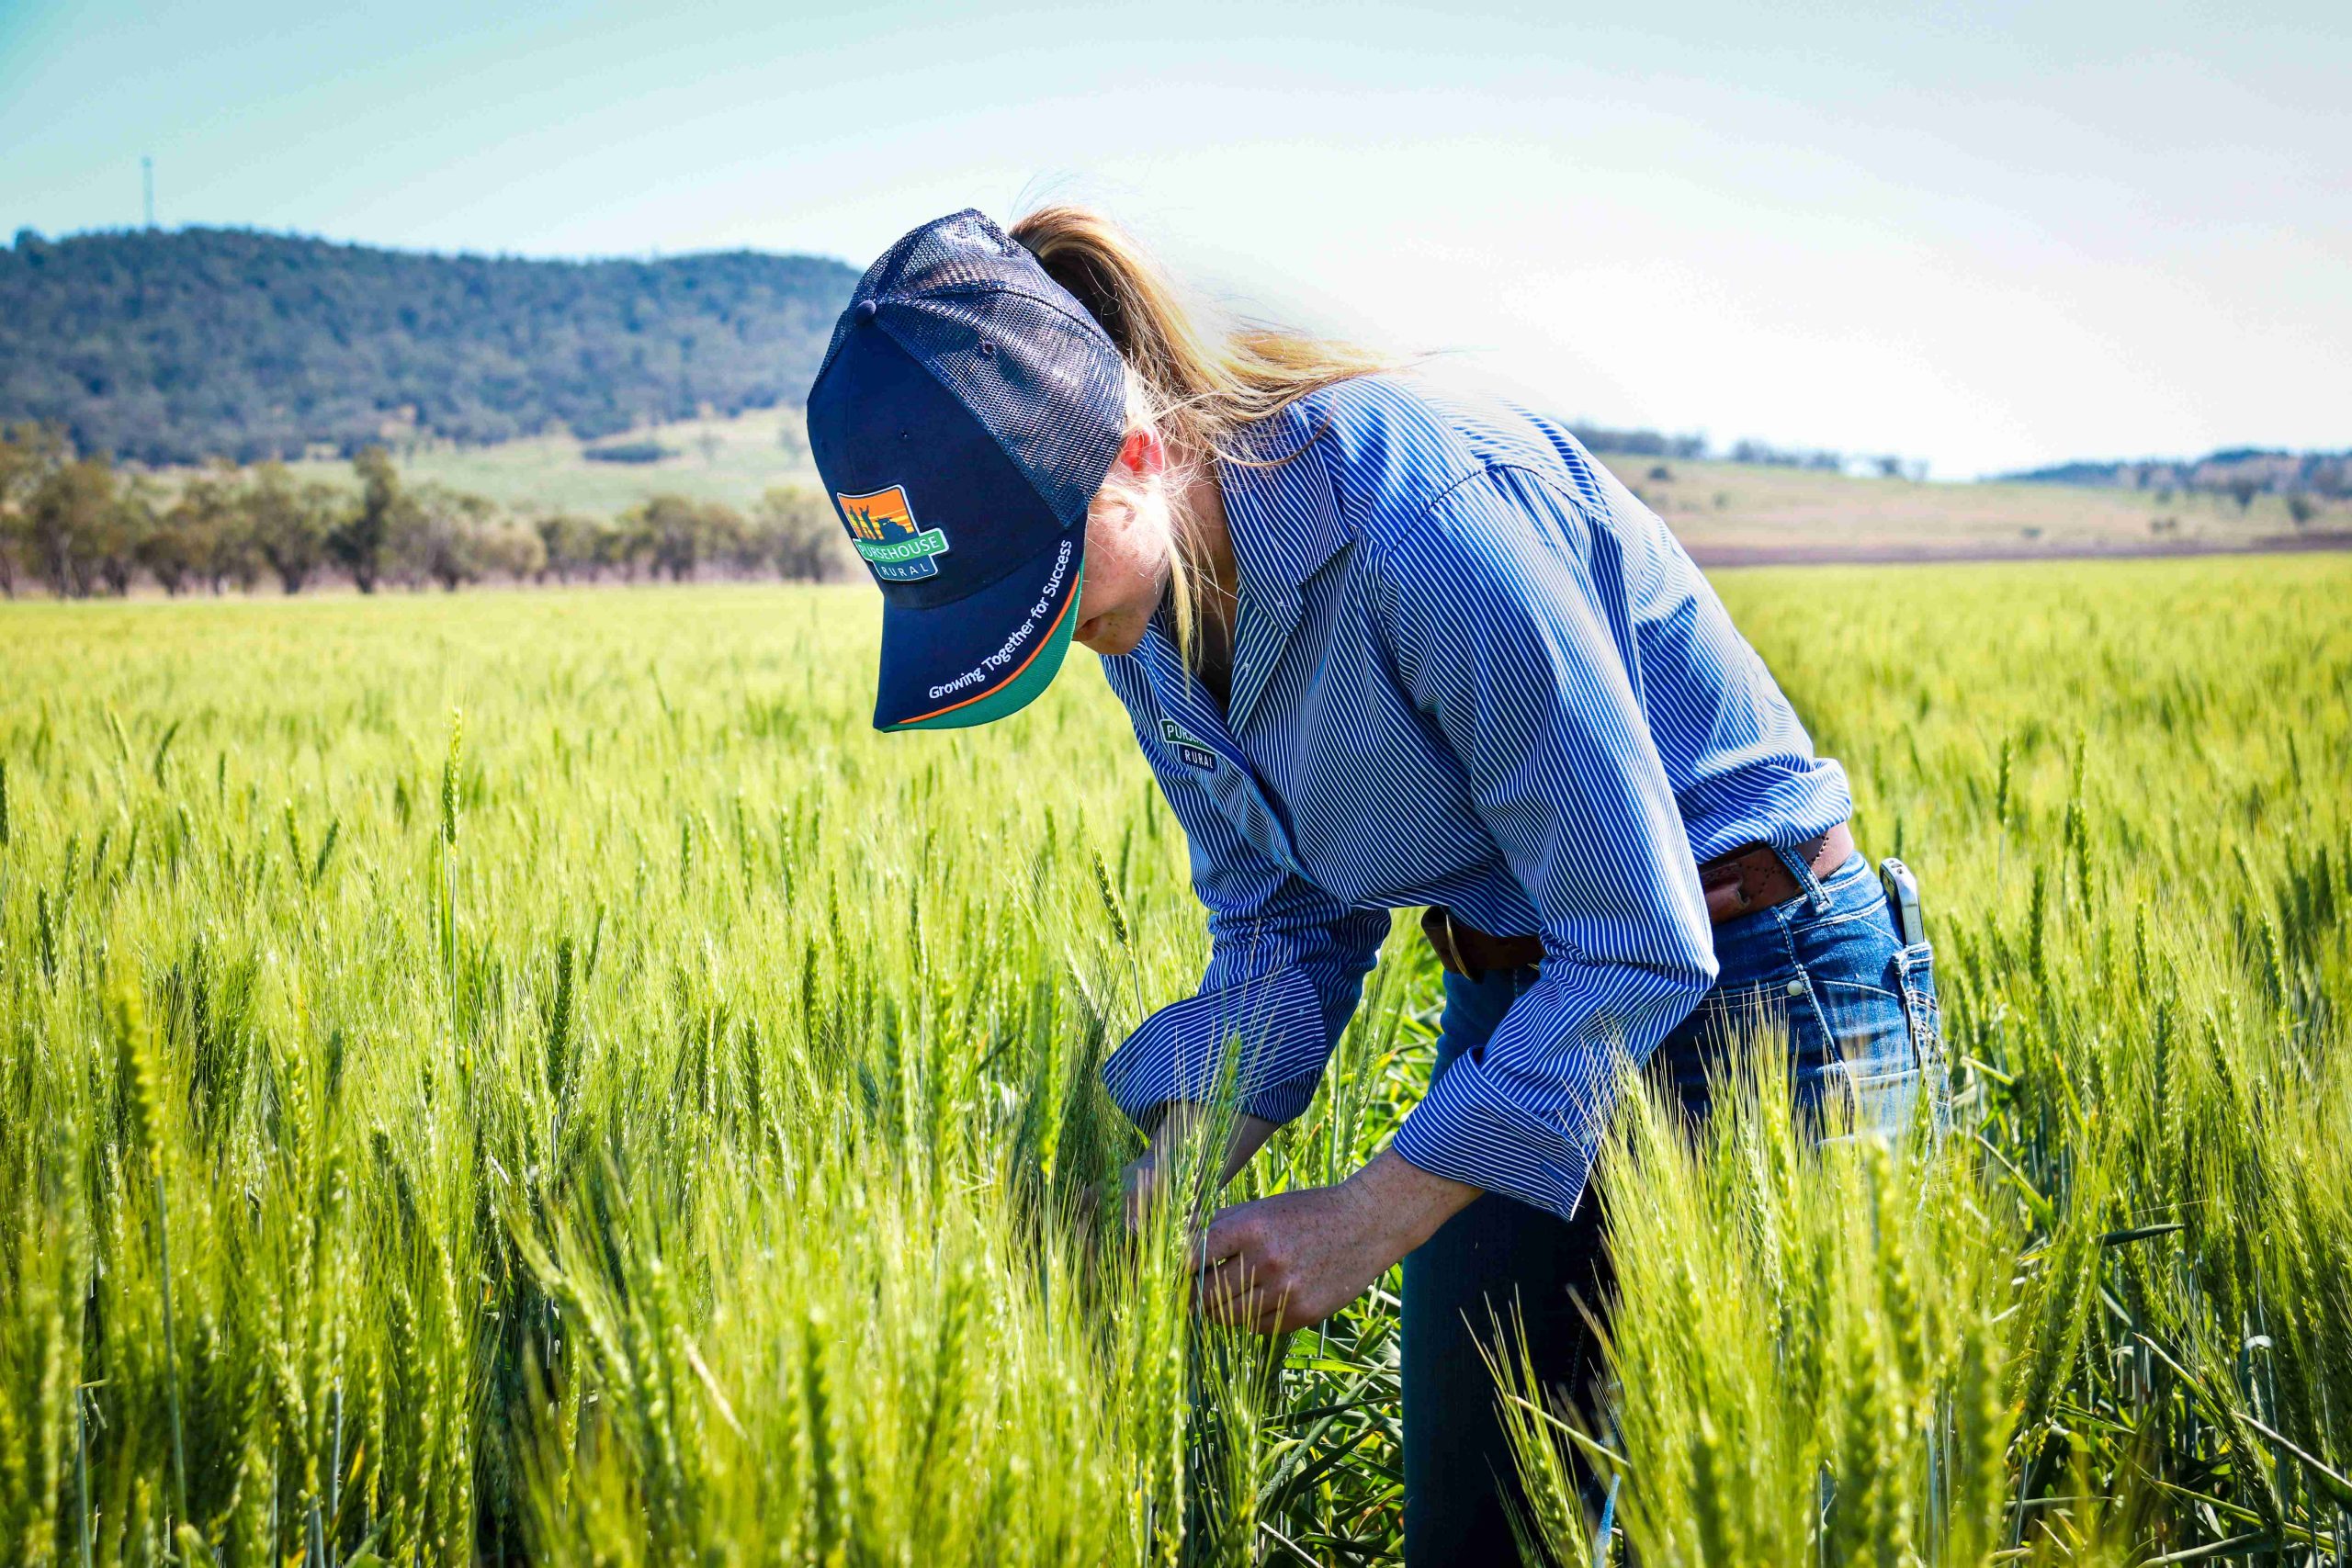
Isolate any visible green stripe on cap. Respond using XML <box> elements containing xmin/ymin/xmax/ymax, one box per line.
<box><xmin>883</xmin><ymin>563</ymin><xmax>1085</xmax><ymax>732</ymax></box>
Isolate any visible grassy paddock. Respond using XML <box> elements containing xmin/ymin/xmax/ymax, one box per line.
<box><xmin>1</xmin><ymin>558</ymin><xmax>2346</xmax><ymax>1564</ymax></box>
<box><xmin>236</xmin><ymin>395</ymin><xmax>2344</xmax><ymax>553</ymax></box>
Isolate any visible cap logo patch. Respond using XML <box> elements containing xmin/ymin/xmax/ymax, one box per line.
<box><xmin>838</xmin><ymin>485</ymin><xmax>951</xmax><ymax>581</ymax></box>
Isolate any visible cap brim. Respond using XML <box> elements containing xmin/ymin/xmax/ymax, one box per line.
<box><xmin>874</xmin><ymin>529</ymin><xmax>1085</xmax><ymax>731</ymax></box>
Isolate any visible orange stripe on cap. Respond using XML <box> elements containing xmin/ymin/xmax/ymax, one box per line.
<box><xmin>897</xmin><ymin>586</ymin><xmax>1080</xmax><ymax>726</ymax></box>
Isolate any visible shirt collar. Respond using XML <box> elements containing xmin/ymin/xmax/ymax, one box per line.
<box><xmin>1217</xmin><ymin>398</ymin><xmax>1349</xmax><ymax>607</ymax></box>
<box><xmin>1215</xmin><ymin>399</ymin><xmax>1351</xmax><ymax>731</ymax></box>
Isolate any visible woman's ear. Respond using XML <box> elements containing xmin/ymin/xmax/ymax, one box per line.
<box><xmin>1117</xmin><ymin>426</ymin><xmax>1166</xmax><ymax>479</ymax></box>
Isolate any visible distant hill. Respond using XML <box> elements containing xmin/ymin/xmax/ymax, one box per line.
<box><xmin>2003</xmin><ymin>446</ymin><xmax>2349</xmax><ymax>498</ymax></box>
<box><xmin>0</xmin><ymin>227</ymin><xmax>860</xmax><ymax>464</ymax></box>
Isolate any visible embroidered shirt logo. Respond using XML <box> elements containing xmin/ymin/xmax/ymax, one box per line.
<box><xmin>837</xmin><ymin>485</ymin><xmax>950</xmax><ymax>581</ymax></box>
<box><xmin>1160</xmin><ymin>718</ymin><xmax>1219</xmax><ymax>772</ymax></box>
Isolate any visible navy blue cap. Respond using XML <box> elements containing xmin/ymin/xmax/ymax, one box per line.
<box><xmin>806</xmin><ymin>209</ymin><xmax>1126</xmax><ymax>730</ymax></box>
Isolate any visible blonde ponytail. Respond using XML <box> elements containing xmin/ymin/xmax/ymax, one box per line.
<box><xmin>1008</xmin><ymin>205</ymin><xmax>1398</xmax><ymax>671</ymax></box>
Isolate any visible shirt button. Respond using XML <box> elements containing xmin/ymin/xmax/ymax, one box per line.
<box><xmin>1785</xmin><ymin>978</ymin><xmax>1806</xmax><ymax>997</ymax></box>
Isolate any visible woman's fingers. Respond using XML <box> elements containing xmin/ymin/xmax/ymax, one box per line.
<box><xmin>1190</xmin><ymin>1211</ymin><xmax>1294</xmax><ymax>1325</ymax></box>
<box><xmin>1198</xmin><ymin>1269</ymin><xmax>1269</xmax><ymax>1326</ymax></box>
<box><xmin>1192</xmin><ymin>1250</ymin><xmax>1259</xmax><ymax>1318</ymax></box>
<box><xmin>1198</xmin><ymin>1272</ymin><xmax>1294</xmax><ymax>1333</ymax></box>
<box><xmin>1120</xmin><ymin>1154</ymin><xmax>1159</xmax><ymax>1234</ymax></box>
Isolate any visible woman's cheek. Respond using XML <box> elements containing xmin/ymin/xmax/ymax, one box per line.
<box><xmin>1092</xmin><ymin>510</ymin><xmax>1141</xmax><ymax>601</ymax></box>
<box><xmin>1081</xmin><ymin>492</ymin><xmax>1166</xmax><ymax>648</ymax></box>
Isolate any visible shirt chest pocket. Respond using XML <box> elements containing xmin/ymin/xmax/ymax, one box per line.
<box><xmin>1202</xmin><ymin>759</ymin><xmax>1310</xmax><ymax>880</ymax></box>
<box><xmin>1148</xmin><ymin>717</ymin><xmax>1313</xmax><ymax>882</ymax></box>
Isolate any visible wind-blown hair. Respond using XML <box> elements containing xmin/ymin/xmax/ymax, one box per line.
<box><xmin>1009</xmin><ymin>205</ymin><xmax>1397</xmax><ymax>671</ymax></box>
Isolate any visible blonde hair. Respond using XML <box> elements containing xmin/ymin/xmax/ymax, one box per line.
<box><xmin>1008</xmin><ymin>204</ymin><xmax>1396</xmax><ymax>671</ymax></box>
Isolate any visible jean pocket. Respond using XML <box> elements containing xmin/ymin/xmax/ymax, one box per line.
<box><xmin>1894</xmin><ymin>941</ymin><xmax>1952</xmax><ymax>1138</ymax></box>
<box><xmin>1810</xmin><ymin>977</ymin><xmax>1919</xmax><ymax>1141</ymax></box>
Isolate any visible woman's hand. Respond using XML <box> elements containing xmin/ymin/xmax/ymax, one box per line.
<box><xmin>1191</xmin><ymin>1149</ymin><xmax>1483</xmax><ymax>1334</ymax></box>
<box><xmin>1122</xmin><ymin>1102</ymin><xmax>1280</xmax><ymax>1234</ymax></box>
<box><xmin>1120</xmin><ymin>1143</ymin><xmax>1172</xmax><ymax>1233</ymax></box>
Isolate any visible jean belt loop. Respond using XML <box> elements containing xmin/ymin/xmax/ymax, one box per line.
<box><xmin>1772</xmin><ymin>836</ymin><xmax>1834</xmax><ymax>914</ymax></box>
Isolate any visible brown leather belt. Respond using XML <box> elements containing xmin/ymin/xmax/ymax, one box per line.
<box><xmin>1420</xmin><ymin>823</ymin><xmax>1857</xmax><ymax>978</ymax></box>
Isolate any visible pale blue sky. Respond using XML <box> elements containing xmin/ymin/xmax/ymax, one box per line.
<box><xmin>4</xmin><ymin>0</ymin><xmax>2345</xmax><ymax>477</ymax></box>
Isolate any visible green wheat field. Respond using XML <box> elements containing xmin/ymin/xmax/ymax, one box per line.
<box><xmin>3</xmin><ymin>555</ymin><xmax>2347</xmax><ymax>1566</ymax></box>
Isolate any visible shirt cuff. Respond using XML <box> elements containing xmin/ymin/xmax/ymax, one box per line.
<box><xmin>1101</xmin><ymin>964</ymin><xmax>1329</xmax><ymax>1126</ymax></box>
<box><xmin>1388</xmin><ymin>1044</ymin><xmax>1616</xmax><ymax>1224</ymax></box>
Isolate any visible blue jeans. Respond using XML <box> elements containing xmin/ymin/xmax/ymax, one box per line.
<box><xmin>1398</xmin><ymin>852</ymin><xmax>1948</xmax><ymax>1565</ymax></box>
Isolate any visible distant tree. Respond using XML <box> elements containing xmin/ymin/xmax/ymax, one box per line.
<box><xmin>0</xmin><ymin>423</ymin><xmax>63</xmax><ymax>500</ymax></box>
<box><xmin>392</xmin><ymin>482</ymin><xmax>501</xmax><ymax>591</ymax></box>
<box><xmin>1647</xmin><ymin>464</ymin><xmax>1675</xmax><ymax>482</ymax></box>
<box><xmin>1731</xmin><ymin>439</ymin><xmax>1844</xmax><ymax>469</ymax></box>
<box><xmin>332</xmin><ymin>447</ymin><xmax>407</xmax><ymax>592</ymax></box>
<box><xmin>583</xmin><ymin>439</ymin><xmax>675</xmax><ymax>465</ymax></box>
<box><xmin>2227</xmin><ymin>477</ymin><xmax>2260</xmax><ymax>512</ymax></box>
<box><xmin>1729</xmin><ymin>439</ymin><xmax>1790</xmax><ymax>466</ymax></box>
<box><xmin>1570</xmin><ymin>425</ymin><xmax>1707</xmax><ymax>460</ymax></box>
<box><xmin>134</xmin><ymin>478</ymin><xmax>203</xmax><ymax>594</ymax></box>
<box><xmin>247</xmin><ymin>462</ymin><xmax>338</xmax><ymax>592</ymax></box>
<box><xmin>629</xmin><ymin>497</ymin><xmax>691</xmax><ymax>582</ymax></box>
<box><xmin>755</xmin><ymin>486</ymin><xmax>847</xmax><ymax>581</ymax></box>
<box><xmin>93</xmin><ymin>478</ymin><xmax>159</xmax><ymax>595</ymax></box>
<box><xmin>28</xmin><ymin>456</ymin><xmax>118</xmax><ymax>596</ymax></box>
<box><xmin>727</xmin><ymin>504</ymin><xmax>777</xmax><ymax>578</ymax></box>
<box><xmin>534</xmin><ymin>512</ymin><xmax>601</xmax><ymax>583</ymax></box>
<box><xmin>628</xmin><ymin>494</ymin><xmax>743</xmax><ymax>582</ymax></box>
<box><xmin>212</xmin><ymin>481</ymin><xmax>266</xmax><ymax>594</ymax></box>
<box><xmin>166</xmin><ymin>463</ymin><xmax>251</xmax><ymax>593</ymax></box>
<box><xmin>290</xmin><ymin>481</ymin><xmax>345</xmax><ymax>589</ymax></box>
<box><xmin>699</xmin><ymin>502</ymin><xmax>747</xmax><ymax>579</ymax></box>
<box><xmin>475</xmin><ymin>515</ymin><xmax>547</xmax><ymax>583</ymax></box>
<box><xmin>2287</xmin><ymin>491</ymin><xmax>2319</xmax><ymax>529</ymax></box>
<box><xmin>0</xmin><ymin>423</ymin><xmax>66</xmax><ymax>596</ymax></box>
<box><xmin>595</xmin><ymin>513</ymin><xmax>649</xmax><ymax>582</ymax></box>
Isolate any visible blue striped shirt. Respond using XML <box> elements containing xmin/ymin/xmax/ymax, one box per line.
<box><xmin>1097</xmin><ymin>376</ymin><xmax>1849</xmax><ymax>1222</ymax></box>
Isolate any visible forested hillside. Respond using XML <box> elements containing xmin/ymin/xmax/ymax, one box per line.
<box><xmin>0</xmin><ymin>227</ymin><xmax>859</xmax><ymax>463</ymax></box>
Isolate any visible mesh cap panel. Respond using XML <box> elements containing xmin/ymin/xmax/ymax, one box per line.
<box><xmin>812</xmin><ymin>209</ymin><xmax>1124</xmax><ymax>530</ymax></box>
<box><xmin>880</xmin><ymin>291</ymin><xmax>1124</xmax><ymax>527</ymax></box>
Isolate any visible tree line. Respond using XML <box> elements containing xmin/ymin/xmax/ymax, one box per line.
<box><xmin>1571</xmin><ymin>423</ymin><xmax>1925</xmax><ymax>479</ymax></box>
<box><xmin>0</xmin><ymin>423</ymin><xmax>850</xmax><ymax>599</ymax></box>
<box><xmin>2003</xmin><ymin>446</ymin><xmax>2351</xmax><ymax>511</ymax></box>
